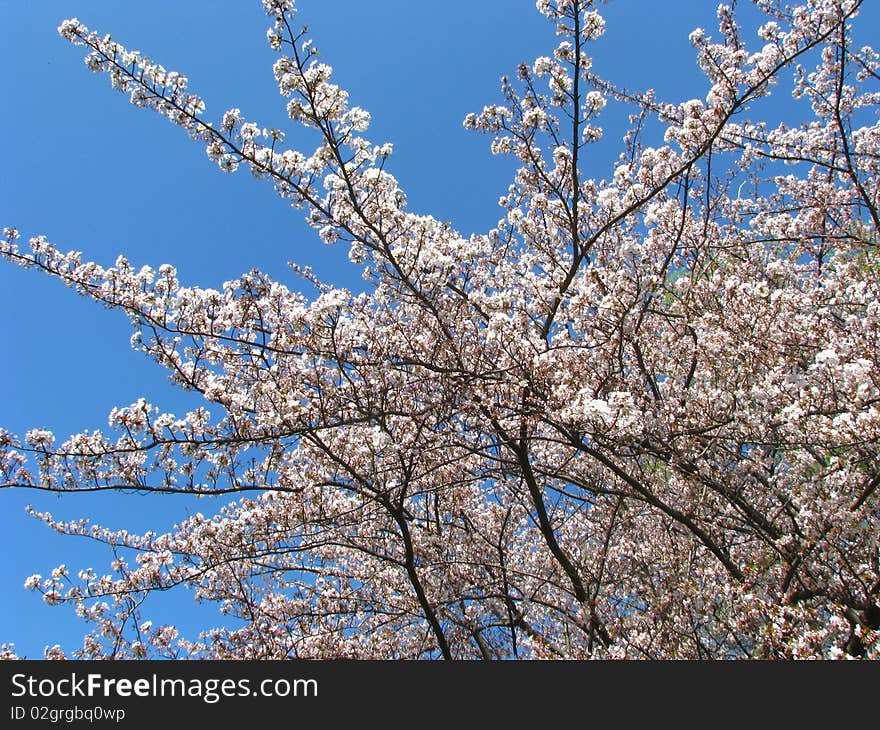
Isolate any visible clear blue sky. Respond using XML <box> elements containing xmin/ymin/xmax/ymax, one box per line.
<box><xmin>2</xmin><ymin>1</ymin><xmax>873</xmax><ymax>658</ymax></box>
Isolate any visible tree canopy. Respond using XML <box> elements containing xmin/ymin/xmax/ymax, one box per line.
<box><xmin>2</xmin><ymin>0</ymin><xmax>879</xmax><ymax>659</ymax></box>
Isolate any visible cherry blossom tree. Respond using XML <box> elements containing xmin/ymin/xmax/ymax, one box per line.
<box><xmin>2</xmin><ymin>0</ymin><xmax>879</xmax><ymax>659</ymax></box>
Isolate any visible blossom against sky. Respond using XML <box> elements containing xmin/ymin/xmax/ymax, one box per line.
<box><xmin>3</xmin><ymin>0</ymin><xmax>875</xmax><ymax>658</ymax></box>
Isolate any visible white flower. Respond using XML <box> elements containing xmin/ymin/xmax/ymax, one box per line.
<box><xmin>533</xmin><ymin>56</ymin><xmax>553</xmax><ymax>76</ymax></box>
<box><xmin>347</xmin><ymin>107</ymin><xmax>371</xmax><ymax>132</ymax></box>
<box><xmin>25</xmin><ymin>429</ymin><xmax>55</xmax><ymax>448</ymax></box>
<box><xmin>814</xmin><ymin>347</ymin><xmax>839</xmax><ymax>367</ymax></box>
<box><xmin>262</xmin><ymin>0</ymin><xmax>293</xmax><ymax>16</ymax></box>
<box><xmin>585</xmin><ymin>91</ymin><xmax>606</xmax><ymax>113</ymax></box>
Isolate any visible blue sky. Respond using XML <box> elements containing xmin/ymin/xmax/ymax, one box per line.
<box><xmin>2</xmin><ymin>1</ymin><xmax>873</xmax><ymax>658</ymax></box>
